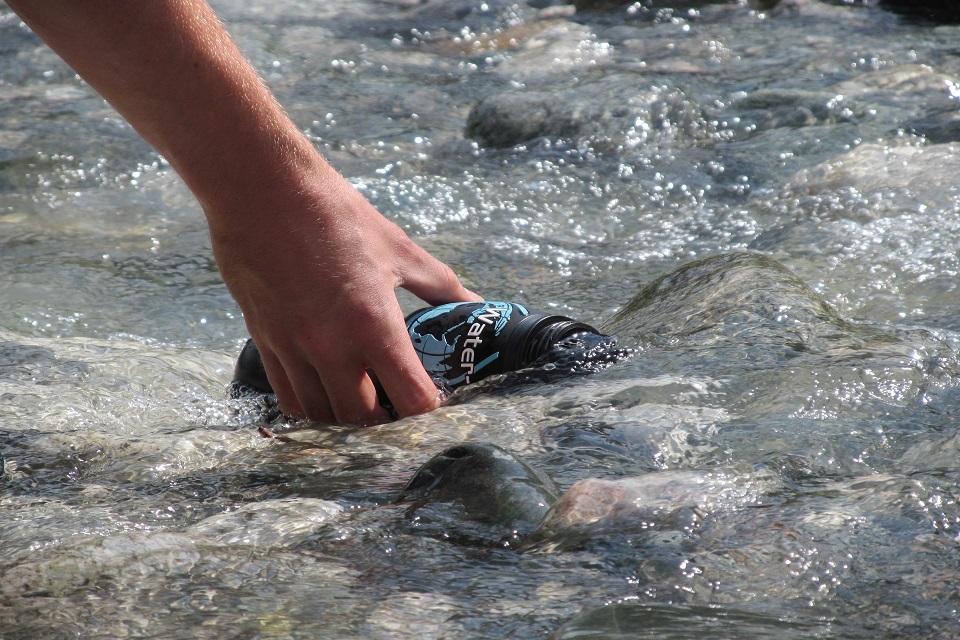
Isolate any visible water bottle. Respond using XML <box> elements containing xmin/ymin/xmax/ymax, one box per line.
<box><xmin>231</xmin><ymin>301</ymin><xmax>601</xmax><ymax>396</ymax></box>
<box><xmin>403</xmin><ymin>301</ymin><xmax>599</xmax><ymax>388</ymax></box>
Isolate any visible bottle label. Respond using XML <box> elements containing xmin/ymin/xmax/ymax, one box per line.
<box><xmin>406</xmin><ymin>302</ymin><xmax>528</xmax><ymax>386</ymax></box>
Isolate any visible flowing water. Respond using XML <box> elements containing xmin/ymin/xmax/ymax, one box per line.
<box><xmin>3</xmin><ymin>0</ymin><xmax>960</xmax><ymax>637</ymax></box>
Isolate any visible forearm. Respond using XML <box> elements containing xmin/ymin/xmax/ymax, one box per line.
<box><xmin>7</xmin><ymin>0</ymin><xmax>322</xmax><ymax>221</ymax></box>
<box><xmin>8</xmin><ymin>0</ymin><xmax>483</xmax><ymax>423</ymax></box>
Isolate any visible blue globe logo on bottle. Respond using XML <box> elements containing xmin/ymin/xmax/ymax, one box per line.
<box><xmin>404</xmin><ymin>302</ymin><xmax>596</xmax><ymax>389</ymax></box>
<box><xmin>406</xmin><ymin>302</ymin><xmax>521</xmax><ymax>387</ymax></box>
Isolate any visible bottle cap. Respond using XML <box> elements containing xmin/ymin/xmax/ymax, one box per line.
<box><xmin>509</xmin><ymin>315</ymin><xmax>597</xmax><ymax>369</ymax></box>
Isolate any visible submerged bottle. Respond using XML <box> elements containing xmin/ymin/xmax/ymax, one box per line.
<box><xmin>231</xmin><ymin>301</ymin><xmax>602</xmax><ymax>396</ymax></box>
<box><xmin>403</xmin><ymin>301</ymin><xmax>599</xmax><ymax>389</ymax></box>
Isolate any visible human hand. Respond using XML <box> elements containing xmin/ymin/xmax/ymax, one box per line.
<box><xmin>4</xmin><ymin>0</ymin><xmax>481</xmax><ymax>423</ymax></box>
<box><xmin>208</xmin><ymin>157</ymin><xmax>482</xmax><ymax>424</ymax></box>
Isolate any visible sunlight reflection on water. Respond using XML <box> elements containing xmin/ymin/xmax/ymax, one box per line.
<box><xmin>4</xmin><ymin>0</ymin><xmax>960</xmax><ymax>637</ymax></box>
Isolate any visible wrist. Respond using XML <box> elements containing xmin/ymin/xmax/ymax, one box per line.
<box><xmin>182</xmin><ymin>118</ymin><xmax>331</xmax><ymax>228</ymax></box>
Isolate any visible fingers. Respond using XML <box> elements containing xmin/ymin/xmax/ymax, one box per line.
<box><xmin>254</xmin><ymin>333</ymin><xmax>393</xmax><ymax>426</ymax></box>
<box><xmin>313</xmin><ymin>300</ymin><xmax>438</xmax><ymax>421</ymax></box>
<box><xmin>243</xmin><ymin>236</ymin><xmax>478</xmax><ymax>426</ymax></box>
<box><xmin>317</xmin><ymin>361</ymin><xmax>391</xmax><ymax>425</ymax></box>
<box><xmin>398</xmin><ymin>241</ymin><xmax>483</xmax><ymax>306</ymax></box>
<box><xmin>257</xmin><ymin>344</ymin><xmax>308</xmax><ymax>418</ymax></box>
<box><xmin>363</xmin><ymin>314</ymin><xmax>443</xmax><ymax>419</ymax></box>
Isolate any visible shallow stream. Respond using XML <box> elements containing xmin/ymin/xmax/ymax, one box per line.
<box><xmin>4</xmin><ymin>0</ymin><xmax>960</xmax><ymax>637</ymax></box>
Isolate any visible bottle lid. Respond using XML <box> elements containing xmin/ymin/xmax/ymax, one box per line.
<box><xmin>509</xmin><ymin>316</ymin><xmax>597</xmax><ymax>369</ymax></box>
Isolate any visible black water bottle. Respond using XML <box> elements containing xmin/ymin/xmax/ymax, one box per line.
<box><xmin>231</xmin><ymin>301</ymin><xmax>600</xmax><ymax>395</ymax></box>
<box><xmin>403</xmin><ymin>301</ymin><xmax>599</xmax><ymax>389</ymax></box>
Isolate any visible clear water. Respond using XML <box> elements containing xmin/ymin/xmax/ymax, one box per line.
<box><xmin>3</xmin><ymin>0</ymin><xmax>960</xmax><ymax>637</ymax></box>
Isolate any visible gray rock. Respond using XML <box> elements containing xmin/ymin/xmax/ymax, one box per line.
<box><xmin>188</xmin><ymin>498</ymin><xmax>343</xmax><ymax>547</ymax></box>
<box><xmin>572</xmin><ymin>0</ymin><xmax>629</xmax><ymax>10</ymax></box>
<box><xmin>600</xmin><ymin>252</ymin><xmax>847</xmax><ymax>340</ymax></box>
<box><xmin>484</xmin><ymin>21</ymin><xmax>612</xmax><ymax>85</ymax></box>
<box><xmin>466</xmin><ymin>88</ymin><xmax>598</xmax><ymax>149</ymax></box>
<box><xmin>465</xmin><ymin>75</ymin><xmax>705</xmax><ymax>149</ymax></box>
<box><xmin>551</xmin><ymin>602</ymin><xmax>839</xmax><ymax>639</ymax></box>
<box><xmin>723</xmin><ymin>88</ymin><xmax>858</xmax><ymax>131</ymax></box>
<box><xmin>785</xmin><ymin>142</ymin><xmax>960</xmax><ymax>197</ymax></box>
<box><xmin>905</xmin><ymin>111</ymin><xmax>960</xmax><ymax>144</ymax></box>
<box><xmin>573</xmin><ymin>0</ymin><xmax>737</xmax><ymax>10</ymax></box>
<box><xmin>397</xmin><ymin>442</ymin><xmax>560</xmax><ymax>536</ymax></box>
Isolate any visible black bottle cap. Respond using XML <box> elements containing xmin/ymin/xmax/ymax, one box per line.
<box><xmin>510</xmin><ymin>316</ymin><xmax>597</xmax><ymax>369</ymax></box>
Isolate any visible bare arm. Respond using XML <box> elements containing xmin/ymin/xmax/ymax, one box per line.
<box><xmin>8</xmin><ymin>0</ymin><xmax>481</xmax><ymax>423</ymax></box>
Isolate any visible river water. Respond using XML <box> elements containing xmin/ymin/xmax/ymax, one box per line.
<box><xmin>3</xmin><ymin>0</ymin><xmax>960</xmax><ymax>637</ymax></box>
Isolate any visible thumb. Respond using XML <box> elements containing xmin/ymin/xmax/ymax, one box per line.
<box><xmin>399</xmin><ymin>244</ymin><xmax>483</xmax><ymax>306</ymax></box>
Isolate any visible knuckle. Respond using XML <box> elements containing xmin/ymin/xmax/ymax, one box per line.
<box><xmin>395</xmin><ymin>380</ymin><xmax>440</xmax><ymax>417</ymax></box>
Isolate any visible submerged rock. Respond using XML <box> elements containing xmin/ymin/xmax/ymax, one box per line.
<box><xmin>396</xmin><ymin>442</ymin><xmax>560</xmax><ymax>537</ymax></box>
<box><xmin>1</xmin><ymin>533</ymin><xmax>205</xmax><ymax>598</ymax></box>
<box><xmin>571</xmin><ymin>0</ymin><xmax>626</xmax><ymax>9</ymax></box>
<box><xmin>719</xmin><ymin>88</ymin><xmax>859</xmax><ymax>133</ymax></box>
<box><xmin>188</xmin><ymin>498</ymin><xmax>343</xmax><ymax>547</ymax></box>
<box><xmin>830</xmin><ymin>65</ymin><xmax>960</xmax><ymax>132</ymax></box>
<box><xmin>573</xmin><ymin>0</ymin><xmax>738</xmax><ymax>10</ymax></box>
<box><xmin>600</xmin><ymin>251</ymin><xmax>848</xmax><ymax>341</ymax></box>
<box><xmin>465</xmin><ymin>75</ymin><xmax>705</xmax><ymax>150</ymax></box>
<box><xmin>527</xmin><ymin>465</ymin><xmax>776</xmax><ymax>545</ymax></box>
<box><xmin>551</xmin><ymin>601</ymin><xmax>839</xmax><ymax>639</ymax></box>
<box><xmin>904</xmin><ymin>111</ymin><xmax>960</xmax><ymax>144</ymax></box>
<box><xmin>396</xmin><ymin>442</ymin><xmax>777</xmax><ymax>551</ymax></box>
<box><xmin>786</xmin><ymin>142</ymin><xmax>960</xmax><ymax>198</ymax></box>
<box><xmin>465</xmin><ymin>87</ymin><xmax>604</xmax><ymax>149</ymax></box>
